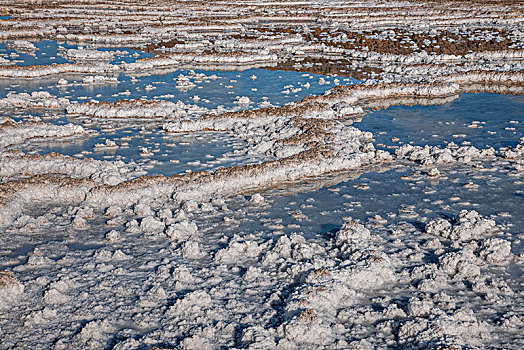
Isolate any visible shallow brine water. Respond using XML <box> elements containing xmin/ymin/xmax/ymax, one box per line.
<box><xmin>356</xmin><ymin>93</ymin><xmax>524</xmax><ymax>149</ymax></box>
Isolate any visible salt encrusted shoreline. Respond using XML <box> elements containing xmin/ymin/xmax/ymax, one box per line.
<box><xmin>0</xmin><ymin>118</ymin><xmax>86</xmax><ymax>148</ymax></box>
<box><xmin>0</xmin><ymin>74</ymin><xmax>522</xmax><ymax>228</ymax></box>
<box><xmin>0</xmin><ymin>152</ymin><xmax>143</xmax><ymax>186</ymax></box>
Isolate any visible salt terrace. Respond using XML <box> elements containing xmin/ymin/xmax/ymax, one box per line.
<box><xmin>0</xmin><ymin>1</ymin><xmax>523</xmax><ymax>349</ymax></box>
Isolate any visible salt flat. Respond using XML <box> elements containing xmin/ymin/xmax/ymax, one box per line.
<box><xmin>0</xmin><ymin>1</ymin><xmax>523</xmax><ymax>349</ymax></box>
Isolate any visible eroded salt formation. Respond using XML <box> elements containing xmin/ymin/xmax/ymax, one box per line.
<box><xmin>0</xmin><ymin>117</ymin><xmax>85</xmax><ymax>148</ymax></box>
<box><xmin>67</xmin><ymin>99</ymin><xmax>209</xmax><ymax>119</ymax></box>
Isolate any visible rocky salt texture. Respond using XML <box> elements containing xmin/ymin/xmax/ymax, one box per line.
<box><xmin>0</xmin><ymin>0</ymin><xmax>523</xmax><ymax>349</ymax></box>
<box><xmin>0</xmin><ymin>0</ymin><xmax>523</xmax><ymax>81</ymax></box>
<box><xmin>0</xmin><ymin>117</ymin><xmax>86</xmax><ymax>148</ymax></box>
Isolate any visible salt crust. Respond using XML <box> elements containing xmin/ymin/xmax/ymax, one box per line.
<box><xmin>0</xmin><ymin>203</ymin><xmax>517</xmax><ymax>348</ymax></box>
<box><xmin>0</xmin><ymin>6</ymin><xmax>523</xmax><ymax>344</ymax></box>
<box><xmin>0</xmin><ymin>117</ymin><xmax>85</xmax><ymax>148</ymax></box>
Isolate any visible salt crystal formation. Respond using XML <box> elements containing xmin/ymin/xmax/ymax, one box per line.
<box><xmin>0</xmin><ymin>0</ymin><xmax>522</xmax><ymax>349</ymax></box>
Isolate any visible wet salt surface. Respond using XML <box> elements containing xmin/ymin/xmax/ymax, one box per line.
<box><xmin>0</xmin><ymin>41</ymin><xmax>74</xmax><ymax>66</ymax></box>
<box><xmin>356</xmin><ymin>93</ymin><xmax>524</xmax><ymax>149</ymax></box>
<box><xmin>254</xmin><ymin>164</ymin><xmax>523</xmax><ymax>248</ymax></box>
<box><xmin>0</xmin><ymin>40</ymin><xmax>354</xmax><ymax>111</ymax></box>
<box><xmin>0</xmin><ymin>68</ymin><xmax>352</xmax><ymax>111</ymax></box>
<box><xmin>34</xmin><ymin>128</ymin><xmax>257</xmax><ymax>175</ymax></box>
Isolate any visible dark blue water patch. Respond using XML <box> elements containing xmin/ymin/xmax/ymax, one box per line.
<box><xmin>355</xmin><ymin>93</ymin><xmax>524</xmax><ymax>150</ymax></box>
<box><xmin>0</xmin><ymin>40</ymin><xmax>76</xmax><ymax>67</ymax></box>
<box><xmin>114</xmin><ymin>68</ymin><xmax>355</xmax><ymax>111</ymax></box>
<box><xmin>5</xmin><ymin>69</ymin><xmax>355</xmax><ymax>110</ymax></box>
<box><xmin>237</xmin><ymin>164</ymin><xmax>524</xmax><ymax>244</ymax></box>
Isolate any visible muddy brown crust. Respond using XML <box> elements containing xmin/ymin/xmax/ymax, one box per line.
<box><xmin>251</xmin><ymin>26</ymin><xmax>522</xmax><ymax>56</ymax></box>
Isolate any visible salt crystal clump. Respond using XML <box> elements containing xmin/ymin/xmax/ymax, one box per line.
<box><xmin>213</xmin><ymin>240</ymin><xmax>262</xmax><ymax>264</ymax></box>
<box><xmin>278</xmin><ymin>313</ymin><xmax>333</xmax><ymax>347</ymax></box>
<box><xmin>12</xmin><ymin>40</ymin><xmax>36</xmax><ymax>51</ymax></box>
<box><xmin>27</xmin><ymin>255</ymin><xmax>55</xmax><ymax>266</ymax></box>
<box><xmin>138</xmin><ymin>285</ymin><xmax>167</xmax><ymax>307</ymax></box>
<box><xmin>157</xmin><ymin>208</ymin><xmax>172</xmax><ymax>220</ymax></box>
<box><xmin>133</xmin><ymin>202</ymin><xmax>153</xmax><ymax>217</ymax></box>
<box><xmin>425</xmin><ymin>218</ymin><xmax>452</xmax><ymax>237</ymax></box>
<box><xmin>94</xmin><ymin>139</ymin><xmax>118</xmax><ymax>150</ymax></box>
<box><xmin>181</xmin><ymin>200</ymin><xmax>199</xmax><ymax>213</ymax></box>
<box><xmin>235</xmin><ymin>96</ymin><xmax>251</xmax><ymax>104</ymax></box>
<box><xmin>166</xmin><ymin>290</ymin><xmax>211</xmax><ymax>318</ymax></box>
<box><xmin>0</xmin><ymin>271</ymin><xmax>24</xmax><ymax>309</ymax></box>
<box><xmin>428</xmin><ymin>168</ymin><xmax>440</xmax><ymax>176</ymax></box>
<box><xmin>140</xmin><ymin>215</ymin><xmax>165</xmax><ymax>234</ymax></box>
<box><xmin>24</xmin><ymin>307</ymin><xmax>57</xmax><ymax>326</ymax></box>
<box><xmin>105</xmin><ymin>230</ymin><xmax>120</xmax><ymax>242</ymax></box>
<box><xmin>93</xmin><ymin>248</ymin><xmax>129</xmax><ymax>261</ymax></box>
<box><xmin>335</xmin><ymin>221</ymin><xmax>371</xmax><ymax>245</ymax></box>
<box><xmin>75</xmin><ymin>206</ymin><xmax>94</xmax><ymax>219</ymax></box>
<box><xmin>43</xmin><ymin>288</ymin><xmax>69</xmax><ymax>305</ymax></box>
<box><xmin>104</xmin><ymin>206</ymin><xmax>122</xmax><ymax>218</ymax></box>
<box><xmin>77</xmin><ymin>319</ymin><xmax>114</xmax><ymax>345</ymax></box>
<box><xmin>472</xmin><ymin>277</ymin><xmax>513</xmax><ymax>295</ymax></box>
<box><xmin>72</xmin><ymin>216</ymin><xmax>89</xmax><ymax>229</ymax></box>
<box><xmin>398</xmin><ymin>308</ymin><xmax>490</xmax><ymax>348</ymax></box>
<box><xmin>62</xmin><ymin>48</ymin><xmax>114</xmax><ymax>61</ymax></box>
<box><xmin>124</xmin><ymin>219</ymin><xmax>140</xmax><ymax>233</ymax></box>
<box><xmin>396</xmin><ymin>143</ymin><xmax>495</xmax><ymax>165</ymax></box>
<box><xmin>501</xmin><ymin>137</ymin><xmax>524</xmax><ymax>159</ymax></box>
<box><xmin>249</xmin><ymin>193</ymin><xmax>264</xmax><ymax>204</ymax></box>
<box><xmin>165</xmin><ymin>220</ymin><xmax>197</xmax><ymax>240</ymax></box>
<box><xmin>82</xmin><ymin>75</ymin><xmax>118</xmax><ymax>85</ymax></box>
<box><xmin>181</xmin><ymin>240</ymin><xmax>205</xmax><ymax>259</ymax></box>
<box><xmin>426</xmin><ymin>210</ymin><xmax>496</xmax><ymax>241</ymax></box>
<box><xmin>438</xmin><ymin>250</ymin><xmax>481</xmax><ymax>278</ymax></box>
<box><xmin>477</xmin><ymin>238</ymin><xmax>512</xmax><ymax>263</ymax></box>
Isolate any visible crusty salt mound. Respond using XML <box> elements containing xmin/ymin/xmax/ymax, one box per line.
<box><xmin>0</xmin><ymin>271</ymin><xmax>24</xmax><ymax>310</ymax></box>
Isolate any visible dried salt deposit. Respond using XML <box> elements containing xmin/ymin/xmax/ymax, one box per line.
<box><xmin>0</xmin><ymin>1</ymin><xmax>523</xmax><ymax>349</ymax></box>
